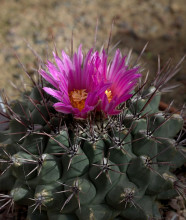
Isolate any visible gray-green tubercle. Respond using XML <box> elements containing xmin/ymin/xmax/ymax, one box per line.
<box><xmin>0</xmin><ymin>84</ymin><xmax>185</xmax><ymax>220</ymax></box>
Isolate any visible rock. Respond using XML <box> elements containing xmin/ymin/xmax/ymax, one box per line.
<box><xmin>0</xmin><ymin>95</ymin><xmax>9</xmax><ymax>131</ymax></box>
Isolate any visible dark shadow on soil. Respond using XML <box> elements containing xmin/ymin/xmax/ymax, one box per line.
<box><xmin>112</xmin><ymin>28</ymin><xmax>186</xmax><ymax>107</ymax></box>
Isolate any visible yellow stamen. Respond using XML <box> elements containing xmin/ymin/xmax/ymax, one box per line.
<box><xmin>69</xmin><ymin>89</ymin><xmax>88</xmax><ymax>111</ymax></box>
<box><xmin>105</xmin><ymin>89</ymin><xmax>113</xmax><ymax>103</ymax></box>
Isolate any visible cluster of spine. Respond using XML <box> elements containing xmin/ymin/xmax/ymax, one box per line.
<box><xmin>0</xmin><ymin>61</ymin><xmax>186</xmax><ymax>220</ymax></box>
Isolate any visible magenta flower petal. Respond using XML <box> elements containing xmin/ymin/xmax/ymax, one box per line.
<box><xmin>53</xmin><ymin>103</ymin><xmax>75</xmax><ymax>114</ymax></box>
<box><xmin>53</xmin><ymin>54</ymin><xmax>65</xmax><ymax>73</ymax></box>
<box><xmin>43</xmin><ymin>87</ymin><xmax>63</xmax><ymax>101</ymax></box>
<box><xmin>39</xmin><ymin>69</ymin><xmax>59</xmax><ymax>88</ymax></box>
<box><xmin>39</xmin><ymin>46</ymin><xmax>110</xmax><ymax>118</ymax></box>
<box><xmin>39</xmin><ymin>45</ymin><xmax>141</xmax><ymax>118</ymax></box>
<box><xmin>97</xmin><ymin>49</ymin><xmax>141</xmax><ymax>115</ymax></box>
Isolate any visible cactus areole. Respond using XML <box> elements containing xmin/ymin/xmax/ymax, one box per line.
<box><xmin>0</xmin><ymin>44</ymin><xmax>185</xmax><ymax>220</ymax></box>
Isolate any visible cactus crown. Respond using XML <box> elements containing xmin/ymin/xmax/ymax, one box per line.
<box><xmin>0</xmin><ymin>43</ymin><xmax>185</xmax><ymax>220</ymax></box>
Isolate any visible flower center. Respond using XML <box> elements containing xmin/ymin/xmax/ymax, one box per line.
<box><xmin>69</xmin><ymin>89</ymin><xmax>88</xmax><ymax>111</ymax></box>
<box><xmin>105</xmin><ymin>89</ymin><xmax>113</xmax><ymax>103</ymax></box>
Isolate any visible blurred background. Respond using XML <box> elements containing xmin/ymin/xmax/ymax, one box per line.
<box><xmin>0</xmin><ymin>0</ymin><xmax>185</xmax><ymax>107</ymax></box>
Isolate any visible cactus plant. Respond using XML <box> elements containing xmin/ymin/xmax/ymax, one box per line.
<box><xmin>0</xmin><ymin>43</ymin><xmax>185</xmax><ymax>220</ymax></box>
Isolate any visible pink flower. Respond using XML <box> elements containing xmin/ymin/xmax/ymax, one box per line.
<box><xmin>39</xmin><ymin>45</ymin><xmax>109</xmax><ymax>118</ymax></box>
<box><xmin>39</xmin><ymin>45</ymin><xmax>141</xmax><ymax>118</ymax></box>
<box><xmin>95</xmin><ymin>49</ymin><xmax>141</xmax><ymax>115</ymax></box>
